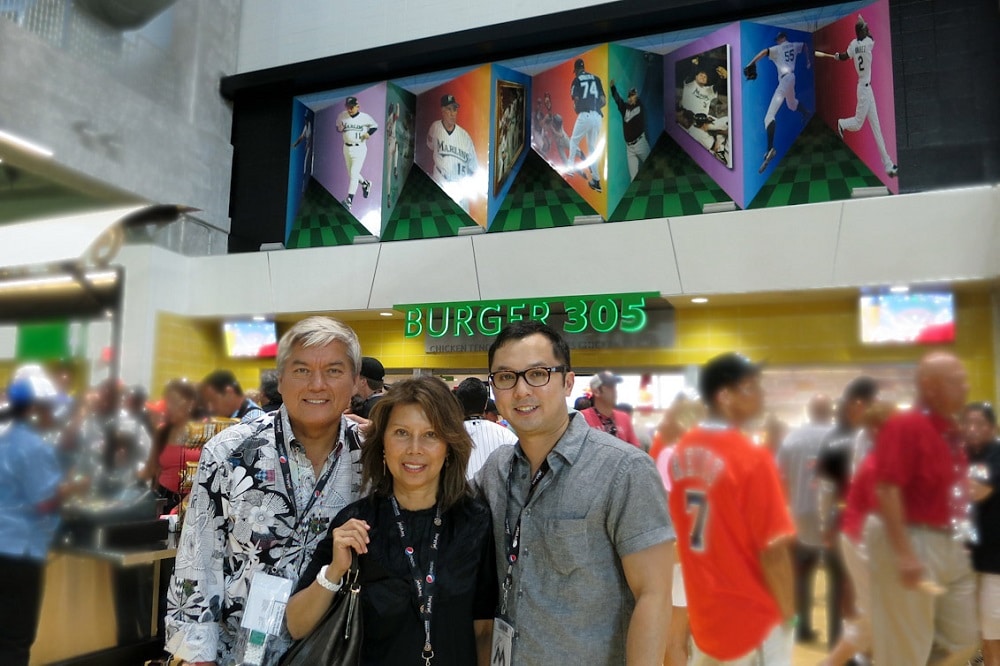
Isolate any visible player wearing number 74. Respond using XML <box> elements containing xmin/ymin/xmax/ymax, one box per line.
<box><xmin>667</xmin><ymin>353</ymin><xmax>797</xmax><ymax>664</ymax></box>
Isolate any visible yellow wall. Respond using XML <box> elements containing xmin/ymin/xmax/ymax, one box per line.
<box><xmin>148</xmin><ymin>292</ymin><xmax>996</xmax><ymax>402</ymax></box>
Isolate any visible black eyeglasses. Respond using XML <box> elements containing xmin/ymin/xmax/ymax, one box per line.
<box><xmin>489</xmin><ymin>366</ymin><xmax>568</xmax><ymax>391</ymax></box>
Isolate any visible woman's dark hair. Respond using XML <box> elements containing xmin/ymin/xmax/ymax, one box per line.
<box><xmin>152</xmin><ymin>379</ymin><xmax>198</xmax><ymax>460</ymax></box>
<box><xmin>964</xmin><ymin>401</ymin><xmax>997</xmax><ymax>426</ymax></box>
<box><xmin>361</xmin><ymin>376</ymin><xmax>472</xmax><ymax>511</ymax></box>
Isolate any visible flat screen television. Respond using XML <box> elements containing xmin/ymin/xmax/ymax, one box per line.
<box><xmin>859</xmin><ymin>292</ymin><xmax>955</xmax><ymax>344</ymax></box>
<box><xmin>223</xmin><ymin>320</ymin><xmax>278</xmax><ymax>358</ymax></box>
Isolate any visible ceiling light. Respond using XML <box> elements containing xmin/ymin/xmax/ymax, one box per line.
<box><xmin>252</xmin><ymin>315</ymin><xmax>266</xmax><ymax>321</ymax></box>
<box><xmin>379</xmin><ymin>312</ymin><xmax>394</xmax><ymax>317</ymax></box>
<box><xmin>889</xmin><ymin>285</ymin><xmax>909</xmax><ymax>294</ymax></box>
<box><xmin>691</xmin><ymin>297</ymin><xmax>708</xmax><ymax>304</ymax></box>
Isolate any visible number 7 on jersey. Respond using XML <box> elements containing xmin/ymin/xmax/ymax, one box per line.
<box><xmin>684</xmin><ymin>490</ymin><xmax>709</xmax><ymax>552</ymax></box>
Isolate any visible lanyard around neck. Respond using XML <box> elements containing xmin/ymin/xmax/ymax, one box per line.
<box><xmin>273</xmin><ymin>416</ymin><xmax>343</xmax><ymax>531</ymax></box>
<box><xmin>500</xmin><ymin>454</ymin><xmax>550</xmax><ymax>614</ymax></box>
<box><xmin>389</xmin><ymin>495</ymin><xmax>443</xmax><ymax>666</ymax></box>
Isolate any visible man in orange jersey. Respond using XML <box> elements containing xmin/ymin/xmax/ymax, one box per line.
<box><xmin>668</xmin><ymin>352</ymin><xmax>796</xmax><ymax>664</ymax></box>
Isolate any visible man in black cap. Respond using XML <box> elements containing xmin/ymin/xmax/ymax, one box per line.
<box><xmin>354</xmin><ymin>356</ymin><xmax>387</xmax><ymax>419</ymax></box>
<box><xmin>609</xmin><ymin>77</ymin><xmax>650</xmax><ymax>178</ymax></box>
<box><xmin>581</xmin><ymin>370</ymin><xmax>640</xmax><ymax>446</ymax></box>
<box><xmin>668</xmin><ymin>352</ymin><xmax>796</xmax><ymax>663</ymax></box>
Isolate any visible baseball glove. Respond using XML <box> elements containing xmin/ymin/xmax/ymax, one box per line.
<box><xmin>743</xmin><ymin>63</ymin><xmax>757</xmax><ymax>80</ymax></box>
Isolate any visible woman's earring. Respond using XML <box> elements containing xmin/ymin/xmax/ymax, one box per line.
<box><xmin>382</xmin><ymin>456</ymin><xmax>386</xmax><ymax>475</ymax></box>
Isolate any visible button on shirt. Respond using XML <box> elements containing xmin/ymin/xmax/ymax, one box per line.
<box><xmin>475</xmin><ymin>413</ymin><xmax>675</xmax><ymax>665</ymax></box>
<box><xmin>164</xmin><ymin>407</ymin><xmax>363</xmax><ymax>665</ymax></box>
<box><xmin>0</xmin><ymin>422</ymin><xmax>63</xmax><ymax>561</ymax></box>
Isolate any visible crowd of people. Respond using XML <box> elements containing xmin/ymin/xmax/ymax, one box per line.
<box><xmin>0</xmin><ymin>315</ymin><xmax>997</xmax><ymax>666</ymax></box>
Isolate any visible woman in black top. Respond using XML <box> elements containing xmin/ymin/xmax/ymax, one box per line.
<box><xmin>287</xmin><ymin>376</ymin><xmax>496</xmax><ymax>665</ymax></box>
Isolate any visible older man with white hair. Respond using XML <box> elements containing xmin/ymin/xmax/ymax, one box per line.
<box><xmin>165</xmin><ymin>316</ymin><xmax>365</xmax><ymax>666</ymax></box>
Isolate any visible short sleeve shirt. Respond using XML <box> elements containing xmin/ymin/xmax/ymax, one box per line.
<box><xmin>668</xmin><ymin>424</ymin><xmax>795</xmax><ymax>661</ymax></box>
<box><xmin>0</xmin><ymin>422</ymin><xmax>63</xmax><ymax>561</ymax></box>
<box><xmin>475</xmin><ymin>413</ymin><xmax>674</xmax><ymax>665</ymax></box>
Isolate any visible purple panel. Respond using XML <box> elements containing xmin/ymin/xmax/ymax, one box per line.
<box><xmin>664</xmin><ymin>22</ymin><xmax>744</xmax><ymax>207</ymax></box>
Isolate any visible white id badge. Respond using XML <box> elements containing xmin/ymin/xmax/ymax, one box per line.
<box><xmin>490</xmin><ymin>616</ymin><xmax>514</xmax><ymax>665</ymax></box>
<box><xmin>241</xmin><ymin>571</ymin><xmax>294</xmax><ymax>635</ymax></box>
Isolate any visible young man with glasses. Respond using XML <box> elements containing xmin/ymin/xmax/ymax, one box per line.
<box><xmin>474</xmin><ymin>320</ymin><xmax>675</xmax><ymax>666</ymax></box>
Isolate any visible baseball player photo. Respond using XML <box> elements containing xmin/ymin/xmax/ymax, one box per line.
<box><xmin>816</xmin><ymin>15</ymin><xmax>898</xmax><ymax>178</ymax></box>
<box><xmin>567</xmin><ymin>57</ymin><xmax>607</xmax><ymax>193</ymax></box>
<box><xmin>493</xmin><ymin>80</ymin><xmax>526</xmax><ymax>196</ymax></box>
<box><xmin>426</xmin><ymin>93</ymin><xmax>478</xmax><ymax>213</ymax></box>
<box><xmin>609</xmin><ymin>78</ymin><xmax>651</xmax><ymax>178</ymax></box>
<box><xmin>744</xmin><ymin>32</ymin><xmax>812</xmax><ymax>174</ymax></box>
<box><xmin>336</xmin><ymin>96</ymin><xmax>379</xmax><ymax>211</ymax></box>
<box><xmin>675</xmin><ymin>47</ymin><xmax>732</xmax><ymax>168</ymax></box>
<box><xmin>290</xmin><ymin>109</ymin><xmax>315</xmax><ymax>193</ymax></box>
<box><xmin>384</xmin><ymin>101</ymin><xmax>413</xmax><ymax>209</ymax></box>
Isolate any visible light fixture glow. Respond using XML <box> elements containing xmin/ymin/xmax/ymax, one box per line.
<box><xmin>889</xmin><ymin>285</ymin><xmax>909</xmax><ymax>294</ymax></box>
<box><xmin>0</xmin><ymin>130</ymin><xmax>54</xmax><ymax>158</ymax></box>
<box><xmin>379</xmin><ymin>312</ymin><xmax>394</xmax><ymax>317</ymax></box>
<box><xmin>252</xmin><ymin>315</ymin><xmax>266</xmax><ymax>321</ymax></box>
<box><xmin>691</xmin><ymin>297</ymin><xmax>709</xmax><ymax>304</ymax></box>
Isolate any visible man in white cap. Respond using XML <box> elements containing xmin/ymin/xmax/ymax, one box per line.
<box><xmin>581</xmin><ymin>370</ymin><xmax>640</xmax><ymax>446</ymax></box>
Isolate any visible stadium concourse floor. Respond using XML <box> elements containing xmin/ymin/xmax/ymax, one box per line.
<box><xmin>792</xmin><ymin>569</ymin><xmax>831</xmax><ymax>665</ymax></box>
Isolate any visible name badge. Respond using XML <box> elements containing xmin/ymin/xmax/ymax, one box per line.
<box><xmin>242</xmin><ymin>571</ymin><xmax>293</xmax><ymax>635</ymax></box>
<box><xmin>490</xmin><ymin>616</ymin><xmax>514</xmax><ymax>665</ymax></box>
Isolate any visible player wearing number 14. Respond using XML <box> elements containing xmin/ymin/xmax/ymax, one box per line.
<box><xmin>668</xmin><ymin>353</ymin><xmax>796</xmax><ymax>665</ymax></box>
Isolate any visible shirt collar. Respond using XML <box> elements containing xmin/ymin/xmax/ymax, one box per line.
<box><xmin>279</xmin><ymin>405</ymin><xmax>349</xmax><ymax>455</ymax></box>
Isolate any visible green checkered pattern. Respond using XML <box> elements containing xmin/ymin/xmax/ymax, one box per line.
<box><xmin>748</xmin><ymin>117</ymin><xmax>884</xmax><ymax>208</ymax></box>
<box><xmin>286</xmin><ymin>178</ymin><xmax>372</xmax><ymax>248</ymax></box>
<box><xmin>608</xmin><ymin>133</ymin><xmax>732</xmax><ymax>221</ymax></box>
<box><xmin>381</xmin><ymin>167</ymin><xmax>479</xmax><ymax>241</ymax></box>
<box><xmin>488</xmin><ymin>151</ymin><xmax>598</xmax><ymax>231</ymax></box>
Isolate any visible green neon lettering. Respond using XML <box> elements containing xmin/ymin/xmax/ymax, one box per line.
<box><xmin>479</xmin><ymin>305</ymin><xmax>502</xmax><ymax>336</ymax></box>
<box><xmin>619</xmin><ymin>294</ymin><xmax>648</xmax><ymax>332</ymax></box>
<box><xmin>427</xmin><ymin>306</ymin><xmax>450</xmax><ymax>338</ymax></box>
<box><xmin>563</xmin><ymin>299</ymin><xmax>588</xmax><ymax>334</ymax></box>
<box><xmin>508</xmin><ymin>303</ymin><xmax>526</xmax><ymax>323</ymax></box>
<box><xmin>404</xmin><ymin>309</ymin><xmax>423</xmax><ymax>338</ymax></box>
<box><xmin>530</xmin><ymin>302</ymin><xmax>550</xmax><ymax>324</ymax></box>
<box><xmin>453</xmin><ymin>305</ymin><xmax>474</xmax><ymax>337</ymax></box>
<box><xmin>590</xmin><ymin>297</ymin><xmax>619</xmax><ymax>333</ymax></box>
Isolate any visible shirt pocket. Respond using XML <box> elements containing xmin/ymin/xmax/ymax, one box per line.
<box><xmin>542</xmin><ymin>518</ymin><xmax>592</xmax><ymax>576</ymax></box>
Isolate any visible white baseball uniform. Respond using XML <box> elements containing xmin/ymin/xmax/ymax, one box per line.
<box><xmin>426</xmin><ymin>120</ymin><xmax>478</xmax><ymax>211</ymax></box>
<box><xmin>764</xmin><ymin>41</ymin><xmax>805</xmax><ymax>126</ymax></box>
<box><xmin>680</xmin><ymin>79</ymin><xmax>730</xmax><ymax>151</ymax></box>
<box><xmin>838</xmin><ymin>36</ymin><xmax>894</xmax><ymax>172</ymax></box>
<box><xmin>337</xmin><ymin>109</ymin><xmax>378</xmax><ymax>198</ymax></box>
<box><xmin>567</xmin><ymin>71</ymin><xmax>605</xmax><ymax>177</ymax></box>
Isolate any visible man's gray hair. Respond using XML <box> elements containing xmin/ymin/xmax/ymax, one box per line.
<box><xmin>276</xmin><ymin>316</ymin><xmax>361</xmax><ymax>375</ymax></box>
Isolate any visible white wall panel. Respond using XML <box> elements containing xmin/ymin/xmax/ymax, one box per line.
<box><xmin>267</xmin><ymin>244</ymin><xmax>383</xmax><ymax>312</ymax></box>
<box><xmin>473</xmin><ymin>218</ymin><xmax>681</xmax><ymax>300</ymax></box>
<box><xmin>237</xmin><ymin>0</ymin><xmax>620</xmax><ymax>74</ymax></box>
<box><xmin>671</xmin><ymin>204</ymin><xmax>843</xmax><ymax>294</ymax></box>
<box><xmin>833</xmin><ymin>186</ymin><xmax>1000</xmax><ymax>286</ymax></box>
<box><xmin>184</xmin><ymin>253</ymin><xmax>274</xmax><ymax>316</ymax></box>
<box><xmin>368</xmin><ymin>237</ymin><xmax>480</xmax><ymax>307</ymax></box>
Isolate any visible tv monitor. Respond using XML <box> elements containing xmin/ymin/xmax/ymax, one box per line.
<box><xmin>223</xmin><ymin>320</ymin><xmax>278</xmax><ymax>358</ymax></box>
<box><xmin>859</xmin><ymin>292</ymin><xmax>955</xmax><ymax>344</ymax></box>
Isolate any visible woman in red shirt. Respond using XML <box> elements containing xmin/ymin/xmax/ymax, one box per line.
<box><xmin>141</xmin><ymin>379</ymin><xmax>198</xmax><ymax>512</ymax></box>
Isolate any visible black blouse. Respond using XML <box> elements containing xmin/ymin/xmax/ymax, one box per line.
<box><xmin>296</xmin><ymin>493</ymin><xmax>497</xmax><ymax>666</ymax></box>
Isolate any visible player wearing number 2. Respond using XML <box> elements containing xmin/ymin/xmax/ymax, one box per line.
<box><xmin>668</xmin><ymin>353</ymin><xmax>796</xmax><ymax>665</ymax></box>
<box><xmin>816</xmin><ymin>15</ymin><xmax>898</xmax><ymax>177</ymax></box>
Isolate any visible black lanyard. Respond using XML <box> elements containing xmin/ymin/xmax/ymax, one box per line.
<box><xmin>273</xmin><ymin>416</ymin><xmax>343</xmax><ymax>532</ymax></box>
<box><xmin>500</xmin><ymin>455</ymin><xmax>550</xmax><ymax>614</ymax></box>
<box><xmin>389</xmin><ymin>496</ymin><xmax>443</xmax><ymax>666</ymax></box>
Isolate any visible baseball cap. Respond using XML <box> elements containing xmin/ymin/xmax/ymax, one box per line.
<box><xmin>440</xmin><ymin>94</ymin><xmax>459</xmax><ymax>108</ymax></box>
<box><xmin>627</xmin><ymin>87</ymin><xmax>638</xmax><ymax>96</ymax></box>
<box><xmin>698</xmin><ymin>353</ymin><xmax>762</xmax><ymax>404</ymax></box>
<box><xmin>360</xmin><ymin>357</ymin><xmax>385</xmax><ymax>382</ymax></box>
<box><xmin>589</xmin><ymin>370</ymin><xmax>622</xmax><ymax>392</ymax></box>
<box><xmin>7</xmin><ymin>366</ymin><xmax>58</xmax><ymax>407</ymax></box>
<box><xmin>346</xmin><ymin>96</ymin><xmax>358</xmax><ymax>107</ymax></box>
<box><xmin>574</xmin><ymin>58</ymin><xmax>585</xmax><ymax>70</ymax></box>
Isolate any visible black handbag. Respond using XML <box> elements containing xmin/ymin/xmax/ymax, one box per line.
<box><xmin>281</xmin><ymin>553</ymin><xmax>363</xmax><ymax>665</ymax></box>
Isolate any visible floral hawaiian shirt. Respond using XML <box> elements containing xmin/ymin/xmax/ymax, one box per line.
<box><xmin>164</xmin><ymin>406</ymin><xmax>363</xmax><ymax>665</ymax></box>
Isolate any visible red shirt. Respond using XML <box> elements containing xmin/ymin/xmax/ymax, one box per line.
<box><xmin>873</xmin><ymin>409</ymin><xmax>967</xmax><ymax>529</ymax></box>
<box><xmin>157</xmin><ymin>443</ymin><xmax>197</xmax><ymax>493</ymax></box>
<box><xmin>668</xmin><ymin>425</ymin><xmax>796</xmax><ymax>660</ymax></box>
<box><xmin>841</xmin><ymin>454</ymin><xmax>877</xmax><ymax>543</ymax></box>
<box><xmin>580</xmin><ymin>407</ymin><xmax>640</xmax><ymax>447</ymax></box>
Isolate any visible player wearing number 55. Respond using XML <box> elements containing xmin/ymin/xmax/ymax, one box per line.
<box><xmin>474</xmin><ymin>321</ymin><xmax>675</xmax><ymax>665</ymax></box>
<box><xmin>667</xmin><ymin>353</ymin><xmax>796</xmax><ymax>664</ymax></box>
<box><xmin>286</xmin><ymin>376</ymin><xmax>497</xmax><ymax>665</ymax></box>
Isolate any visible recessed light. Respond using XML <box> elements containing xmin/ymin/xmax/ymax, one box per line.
<box><xmin>252</xmin><ymin>315</ymin><xmax>266</xmax><ymax>321</ymax></box>
<box><xmin>691</xmin><ymin>297</ymin><xmax>709</xmax><ymax>304</ymax></box>
<box><xmin>379</xmin><ymin>311</ymin><xmax>394</xmax><ymax>317</ymax></box>
<box><xmin>889</xmin><ymin>285</ymin><xmax>909</xmax><ymax>294</ymax></box>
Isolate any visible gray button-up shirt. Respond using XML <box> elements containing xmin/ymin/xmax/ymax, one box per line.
<box><xmin>476</xmin><ymin>412</ymin><xmax>675</xmax><ymax>665</ymax></box>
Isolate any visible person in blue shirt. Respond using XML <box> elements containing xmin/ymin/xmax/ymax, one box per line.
<box><xmin>0</xmin><ymin>372</ymin><xmax>82</xmax><ymax>666</ymax></box>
